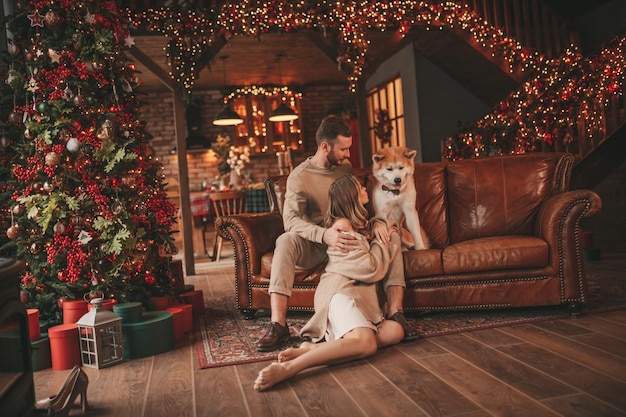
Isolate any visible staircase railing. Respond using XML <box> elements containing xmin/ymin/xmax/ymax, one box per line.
<box><xmin>461</xmin><ymin>0</ymin><xmax>579</xmax><ymax>58</ymax></box>
<box><xmin>443</xmin><ymin>1</ymin><xmax>625</xmax><ymax>164</ymax></box>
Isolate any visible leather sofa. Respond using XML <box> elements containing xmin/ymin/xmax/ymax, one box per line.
<box><xmin>215</xmin><ymin>153</ymin><xmax>602</xmax><ymax>320</ymax></box>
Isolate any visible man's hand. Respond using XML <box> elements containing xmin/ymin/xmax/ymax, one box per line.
<box><xmin>323</xmin><ymin>224</ymin><xmax>358</xmax><ymax>253</ymax></box>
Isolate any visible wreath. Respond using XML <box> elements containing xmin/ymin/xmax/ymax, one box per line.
<box><xmin>374</xmin><ymin>109</ymin><xmax>392</xmax><ymax>146</ymax></box>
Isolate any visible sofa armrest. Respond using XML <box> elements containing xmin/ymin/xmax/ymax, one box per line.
<box><xmin>216</xmin><ymin>212</ymin><xmax>284</xmax><ymax>273</ymax></box>
<box><xmin>215</xmin><ymin>212</ymin><xmax>284</xmax><ymax>311</ymax></box>
<box><xmin>536</xmin><ymin>189</ymin><xmax>602</xmax><ymax>300</ymax></box>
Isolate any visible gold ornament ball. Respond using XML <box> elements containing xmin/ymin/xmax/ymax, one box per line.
<box><xmin>53</xmin><ymin>221</ymin><xmax>66</xmax><ymax>234</ymax></box>
<box><xmin>45</xmin><ymin>152</ymin><xmax>61</xmax><ymax>166</ymax></box>
<box><xmin>56</xmin><ymin>296</ymin><xmax>68</xmax><ymax>309</ymax></box>
<box><xmin>8</xmin><ymin>111</ymin><xmax>22</xmax><ymax>124</ymax></box>
<box><xmin>73</xmin><ymin>94</ymin><xmax>86</xmax><ymax>107</ymax></box>
<box><xmin>7</xmin><ymin>42</ymin><xmax>19</xmax><ymax>55</ymax></box>
<box><xmin>30</xmin><ymin>242</ymin><xmax>42</xmax><ymax>254</ymax></box>
<box><xmin>44</xmin><ymin>10</ymin><xmax>60</xmax><ymax>26</ymax></box>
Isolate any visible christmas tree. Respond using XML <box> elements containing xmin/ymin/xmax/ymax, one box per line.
<box><xmin>0</xmin><ymin>1</ymin><xmax>178</xmax><ymax>322</ymax></box>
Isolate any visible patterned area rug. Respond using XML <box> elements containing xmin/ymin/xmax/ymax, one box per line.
<box><xmin>194</xmin><ymin>270</ymin><xmax>626</xmax><ymax>369</ymax></box>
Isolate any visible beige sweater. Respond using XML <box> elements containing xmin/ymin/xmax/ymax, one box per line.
<box><xmin>282</xmin><ymin>157</ymin><xmax>352</xmax><ymax>243</ymax></box>
<box><xmin>299</xmin><ymin>230</ymin><xmax>400</xmax><ymax>342</ymax></box>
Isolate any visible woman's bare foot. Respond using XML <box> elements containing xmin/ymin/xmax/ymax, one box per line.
<box><xmin>254</xmin><ymin>362</ymin><xmax>292</xmax><ymax>391</ymax></box>
<box><xmin>278</xmin><ymin>341</ymin><xmax>317</xmax><ymax>362</ymax></box>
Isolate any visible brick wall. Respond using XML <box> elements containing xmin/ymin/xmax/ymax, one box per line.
<box><xmin>141</xmin><ymin>85</ymin><xmax>356</xmax><ymax>195</ymax></box>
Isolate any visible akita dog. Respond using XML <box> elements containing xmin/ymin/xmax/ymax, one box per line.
<box><xmin>371</xmin><ymin>146</ymin><xmax>429</xmax><ymax>250</ymax></box>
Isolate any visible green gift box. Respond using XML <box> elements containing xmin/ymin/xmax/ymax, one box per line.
<box><xmin>31</xmin><ymin>333</ymin><xmax>52</xmax><ymax>371</ymax></box>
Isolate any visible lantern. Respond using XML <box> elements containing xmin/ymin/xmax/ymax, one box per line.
<box><xmin>76</xmin><ymin>298</ymin><xmax>124</xmax><ymax>369</ymax></box>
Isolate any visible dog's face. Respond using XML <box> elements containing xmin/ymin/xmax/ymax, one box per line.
<box><xmin>371</xmin><ymin>147</ymin><xmax>417</xmax><ymax>192</ymax></box>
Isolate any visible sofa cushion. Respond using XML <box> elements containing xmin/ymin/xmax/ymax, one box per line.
<box><xmin>442</xmin><ymin>236</ymin><xmax>549</xmax><ymax>274</ymax></box>
<box><xmin>447</xmin><ymin>154</ymin><xmax>560</xmax><ymax>243</ymax></box>
<box><xmin>403</xmin><ymin>249</ymin><xmax>445</xmax><ymax>278</ymax></box>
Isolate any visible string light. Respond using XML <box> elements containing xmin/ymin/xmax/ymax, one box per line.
<box><xmin>125</xmin><ymin>1</ymin><xmax>624</xmax><ymax>158</ymax></box>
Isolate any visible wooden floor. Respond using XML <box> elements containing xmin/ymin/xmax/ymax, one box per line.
<box><xmin>33</xmin><ymin>249</ymin><xmax>626</xmax><ymax>417</ymax></box>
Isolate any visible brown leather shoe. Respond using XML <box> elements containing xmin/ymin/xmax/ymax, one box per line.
<box><xmin>256</xmin><ymin>321</ymin><xmax>291</xmax><ymax>352</ymax></box>
<box><xmin>389</xmin><ymin>311</ymin><xmax>419</xmax><ymax>341</ymax></box>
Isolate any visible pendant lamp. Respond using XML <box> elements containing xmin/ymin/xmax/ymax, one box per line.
<box><xmin>269</xmin><ymin>54</ymin><xmax>298</xmax><ymax>122</ymax></box>
<box><xmin>213</xmin><ymin>56</ymin><xmax>243</xmax><ymax>126</ymax></box>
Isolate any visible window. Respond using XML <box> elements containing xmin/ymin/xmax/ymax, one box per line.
<box><xmin>228</xmin><ymin>88</ymin><xmax>302</xmax><ymax>154</ymax></box>
<box><xmin>366</xmin><ymin>77</ymin><xmax>405</xmax><ymax>152</ymax></box>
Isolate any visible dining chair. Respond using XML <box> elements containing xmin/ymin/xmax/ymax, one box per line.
<box><xmin>209</xmin><ymin>190</ymin><xmax>246</xmax><ymax>261</ymax></box>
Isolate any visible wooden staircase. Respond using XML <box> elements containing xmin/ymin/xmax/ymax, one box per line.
<box><xmin>434</xmin><ymin>0</ymin><xmax>625</xmax><ymax>185</ymax></box>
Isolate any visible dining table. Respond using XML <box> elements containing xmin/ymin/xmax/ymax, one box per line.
<box><xmin>187</xmin><ymin>183</ymin><xmax>270</xmax><ymax>256</ymax></box>
<box><xmin>189</xmin><ymin>183</ymin><xmax>270</xmax><ymax>217</ymax></box>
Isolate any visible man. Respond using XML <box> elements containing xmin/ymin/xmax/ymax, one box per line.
<box><xmin>256</xmin><ymin>115</ymin><xmax>418</xmax><ymax>352</ymax></box>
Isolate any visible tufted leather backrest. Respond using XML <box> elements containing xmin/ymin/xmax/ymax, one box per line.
<box><xmin>263</xmin><ymin>153</ymin><xmax>573</xmax><ymax>247</ymax></box>
<box><xmin>446</xmin><ymin>153</ymin><xmax>572</xmax><ymax>243</ymax></box>
<box><xmin>413</xmin><ymin>162</ymin><xmax>450</xmax><ymax>249</ymax></box>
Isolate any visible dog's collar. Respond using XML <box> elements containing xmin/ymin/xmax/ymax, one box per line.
<box><xmin>381</xmin><ymin>185</ymin><xmax>400</xmax><ymax>195</ymax></box>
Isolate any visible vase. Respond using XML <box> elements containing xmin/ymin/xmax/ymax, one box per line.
<box><xmin>229</xmin><ymin>170</ymin><xmax>242</xmax><ymax>188</ymax></box>
<box><xmin>219</xmin><ymin>174</ymin><xmax>229</xmax><ymax>190</ymax></box>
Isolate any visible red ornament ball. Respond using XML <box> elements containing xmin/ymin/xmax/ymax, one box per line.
<box><xmin>6</xmin><ymin>224</ymin><xmax>21</xmax><ymax>239</ymax></box>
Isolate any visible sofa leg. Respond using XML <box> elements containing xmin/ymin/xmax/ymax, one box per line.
<box><xmin>241</xmin><ymin>308</ymin><xmax>257</xmax><ymax>320</ymax></box>
<box><xmin>568</xmin><ymin>302</ymin><xmax>584</xmax><ymax>318</ymax></box>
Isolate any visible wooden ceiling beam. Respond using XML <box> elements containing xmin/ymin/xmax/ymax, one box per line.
<box><xmin>128</xmin><ymin>44</ymin><xmax>177</xmax><ymax>91</ymax></box>
<box><xmin>301</xmin><ymin>29</ymin><xmax>342</xmax><ymax>74</ymax></box>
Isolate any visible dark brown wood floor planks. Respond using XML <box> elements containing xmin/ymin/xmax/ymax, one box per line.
<box><xmin>31</xmin><ymin>251</ymin><xmax>626</xmax><ymax>417</ymax></box>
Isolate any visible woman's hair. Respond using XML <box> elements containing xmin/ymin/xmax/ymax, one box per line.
<box><xmin>324</xmin><ymin>175</ymin><xmax>369</xmax><ymax>236</ymax></box>
<box><xmin>315</xmin><ymin>115</ymin><xmax>352</xmax><ymax>146</ymax></box>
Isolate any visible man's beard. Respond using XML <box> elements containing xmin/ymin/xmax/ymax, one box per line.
<box><xmin>327</xmin><ymin>153</ymin><xmax>344</xmax><ymax>166</ymax></box>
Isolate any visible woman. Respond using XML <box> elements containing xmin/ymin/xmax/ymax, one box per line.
<box><xmin>254</xmin><ymin>175</ymin><xmax>405</xmax><ymax>391</ymax></box>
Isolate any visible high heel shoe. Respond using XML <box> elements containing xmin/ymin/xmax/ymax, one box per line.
<box><xmin>35</xmin><ymin>366</ymin><xmax>80</xmax><ymax>410</ymax></box>
<box><xmin>48</xmin><ymin>368</ymin><xmax>89</xmax><ymax>417</ymax></box>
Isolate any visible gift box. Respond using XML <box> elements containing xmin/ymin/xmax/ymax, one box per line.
<box><xmin>31</xmin><ymin>333</ymin><xmax>51</xmax><ymax>371</ymax></box>
<box><xmin>121</xmin><ymin>311</ymin><xmax>174</xmax><ymax>359</ymax></box>
<box><xmin>179</xmin><ymin>290</ymin><xmax>205</xmax><ymax>315</ymax></box>
<box><xmin>48</xmin><ymin>323</ymin><xmax>80</xmax><ymax>370</ymax></box>
<box><xmin>27</xmin><ymin>309</ymin><xmax>41</xmax><ymax>342</ymax></box>
<box><xmin>113</xmin><ymin>302</ymin><xmax>143</xmax><ymax>324</ymax></box>
<box><xmin>62</xmin><ymin>300</ymin><xmax>88</xmax><ymax>324</ymax></box>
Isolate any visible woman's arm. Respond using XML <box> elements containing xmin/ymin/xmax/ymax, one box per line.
<box><xmin>324</xmin><ymin>235</ymin><xmax>393</xmax><ymax>284</ymax></box>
